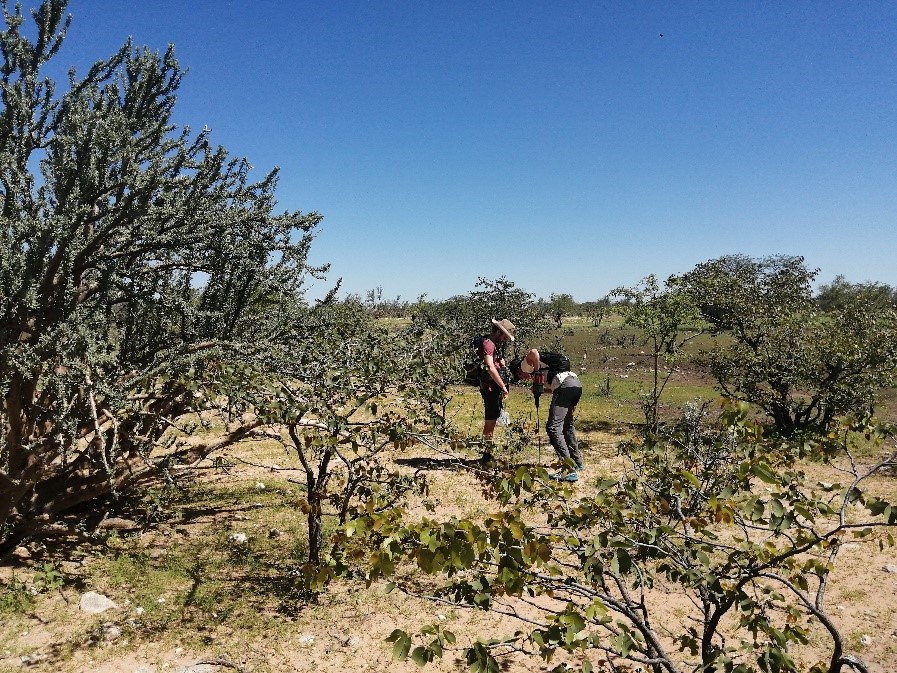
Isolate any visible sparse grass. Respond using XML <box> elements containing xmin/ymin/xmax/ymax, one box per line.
<box><xmin>845</xmin><ymin>630</ymin><xmax>874</xmax><ymax>652</ymax></box>
<box><xmin>839</xmin><ymin>588</ymin><xmax>868</xmax><ymax>602</ymax></box>
<box><xmin>3</xmin><ymin>420</ymin><xmax>896</xmax><ymax>673</ymax></box>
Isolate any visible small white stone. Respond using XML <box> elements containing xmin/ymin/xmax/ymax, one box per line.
<box><xmin>297</xmin><ymin>633</ymin><xmax>315</xmax><ymax>645</ymax></box>
<box><xmin>861</xmin><ymin>635</ymin><xmax>872</xmax><ymax>646</ymax></box>
<box><xmin>883</xmin><ymin>564</ymin><xmax>897</xmax><ymax>574</ymax></box>
<box><xmin>101</xmin><ymin>624</ymin><xmax>122</xmax><ymax>641</ymax></box>
<box><xmin>255</xmin><ymin>482</ymin><xmax>266</xmax><ymax>490</ymax></box>
<box><xmin>79</xmin><ymin>591</ymin><xmax>117</xmax><ymax>614</ymax></box>
<box><xmin>228</xmin><ymin>532</ymin><xmax>247</xmax><ymax>544</ymax></box>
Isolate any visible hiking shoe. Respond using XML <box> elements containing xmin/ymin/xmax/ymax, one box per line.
<box><xmin>550</xmin><ymin>471</ymin><xmax>578</xmax><ymax>482</ymax></box>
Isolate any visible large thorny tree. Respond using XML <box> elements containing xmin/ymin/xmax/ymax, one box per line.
<box><xmin>0</xmin><ymin>1</ymin><xmax>326</xmax><ymax>552</ymax></box>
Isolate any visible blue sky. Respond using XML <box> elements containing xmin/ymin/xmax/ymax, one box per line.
<box><xmin>50</xmin><ymin>1</ymin><xmax>897</xmax><ymax>302</ymax></box>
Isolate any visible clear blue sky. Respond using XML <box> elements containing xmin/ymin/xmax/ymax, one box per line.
<box><xmin>51</xmin><ymin>1</ymin><xmax>897</xmax><ymax>302</ymax></box>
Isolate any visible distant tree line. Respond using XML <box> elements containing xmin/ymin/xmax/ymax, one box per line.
<box><xmin>342</xmin><ymin>276</ymin><xmax>897</xmax><ymax>326</ymax></box>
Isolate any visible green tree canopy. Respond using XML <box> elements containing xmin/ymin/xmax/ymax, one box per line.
<box><xmin>611</xmin><ymin>274</ymin><xmax>703</xmax><ymax>432</ymax></box>
<box><xmin>545</xmin><ymin>292</ymin><xmax>577</xmax><ymax>326</ymax></box>
<box><xmin>672</xmin><ymin>255</ymin><xmax>897</xmax><ymax>434</ymax></box>
<box><xmin>412</xmin><ymin>276</ymin><xmax>551</xmax><ymax>365</ymax></box>
<box><xmin>816</xmin><ymin>274</ymin><xmax>896</xmax><ymax>312</ymax></box>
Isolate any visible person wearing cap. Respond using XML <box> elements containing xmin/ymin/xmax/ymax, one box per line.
<box><xmin>477</xmin><ymin>318</ymin><xmax>515</xmax><ymax>460</ymax></box>
<box><xmin>511</xmin><ymin>348</ymin><xmax>583</xmax><ymax>481</ymax></box>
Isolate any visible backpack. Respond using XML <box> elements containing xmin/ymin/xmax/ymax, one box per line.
<box><xmin>463</xmin><ymin>336</ymin><xmax>488</xmax><ymax>386</ymax></box>
<box><xmin>539</xmin><ymin>352</ymin><xmax>571</xmax><ymax>380</ymax></box>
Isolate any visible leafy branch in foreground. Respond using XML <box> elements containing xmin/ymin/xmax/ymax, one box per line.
<box><xmin>355</xmin><ymin>406</ymin><xmax>896</xmax><ymax>673</ymax></box>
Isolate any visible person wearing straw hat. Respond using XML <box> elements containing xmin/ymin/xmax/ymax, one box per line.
<box><xmin>477</xmin><ymin>318</ymin><xmax>515</xmax><ymax>461</ymax></box>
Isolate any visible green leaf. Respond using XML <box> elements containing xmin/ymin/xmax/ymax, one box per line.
<box><xmin>752</xmin><ymin>462</ymin><xmax>779</xmax><ymax>484</ymax></box>
<box><xmin>392</xmin><ymin>633</ymin><xmax>411</xmax><ymax>660</ymax></box>
<box><xmin>681</xmin><ymin>470</ymin><xmax>700</xmax><ymax>487</ymax></box>
<box><xmin>410</xmin><ymin>646</ymin><xmax>428</xmax><ymax>665</ymax></box>
<box><xmin>385</xmin><ymin>629</ymin><xmax>405</xmax><ymax>643</ymax></box>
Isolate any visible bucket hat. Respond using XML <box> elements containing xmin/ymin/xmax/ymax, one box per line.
<box><xmin>491</xmin><ymin>318</ymin><xmax>516</xmax><ymax>341</ymax></box>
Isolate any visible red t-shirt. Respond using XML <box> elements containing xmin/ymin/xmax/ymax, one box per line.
<box><xmin>480</xmin><ymin>337</ymin><xmax>498</xmax><ymax>362</ymax></box>
<box><xmin>479</xmin><ymin>337</ymin><xmax>505</xmax><ymax>388</ymax></box>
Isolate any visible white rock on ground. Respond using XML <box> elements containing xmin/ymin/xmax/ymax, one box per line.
<box><xmin>79</xmin><ymin>591</ymin><xmax>117</xmax><ymax>614</ymax></box>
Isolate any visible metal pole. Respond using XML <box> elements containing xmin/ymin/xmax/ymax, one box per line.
<box><xmin>535</xmin><ymin>398</ymin><xmax>541</xmax><ymax>466</ymax></box>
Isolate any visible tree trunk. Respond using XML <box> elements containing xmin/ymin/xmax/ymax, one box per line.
<box><xmin>307</xmin><ymin>491</ymin><xmax>323</xmax><ymax>566</ymax></box>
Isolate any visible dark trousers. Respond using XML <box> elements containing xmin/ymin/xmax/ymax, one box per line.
<box><xmin>546</xmin><ymin>377</ymin><xmax>583</xmax><ymax>468</ymax></box>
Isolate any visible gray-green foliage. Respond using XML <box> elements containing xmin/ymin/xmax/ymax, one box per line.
<box><xmin>412</xmin><ymin>276</ymin><xmax>552</xmax><ymax>374</ymax></box>
<box><xmin>0</xmin><ymin>1</ymin><xmax>325</xmax><ymax>551</ymax></box>
<box><xmin>673</xmin><ymin>255</ymin><xmax>897</xmax><ymax>434</ymax></box>
<box><xmin>816</xmin><ymin>274</ymin><xmax>896</xmax><ymax>312</ymax></box>
<box><xmin>248</xmin><ymin>302</ymin><xmax>457</xmax><ymax>571</ymax></box>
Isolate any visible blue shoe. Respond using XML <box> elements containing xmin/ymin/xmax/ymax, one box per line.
<box><xmin>550</xmin><ymin>471</ymin><xmax>578</xmax><ymax>482</ymax></box>
<box><xmin>564</xmin><ymin>471</ymin><xmax>579</xmax><ymax>482</ymax></box>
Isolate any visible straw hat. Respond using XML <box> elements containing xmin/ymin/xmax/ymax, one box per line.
<box><xmin>491</xmin><ymin>318</ymin><xmax>516</xmax><ymax>341</ymax></box>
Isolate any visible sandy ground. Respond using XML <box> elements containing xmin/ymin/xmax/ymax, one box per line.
<box><xmin>2</xmin><ymin>426</ymin><xmax>896</xmax><ymax>673</ymax></box>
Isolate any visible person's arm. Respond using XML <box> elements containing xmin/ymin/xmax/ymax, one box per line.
<box><xmin>525</xmin><ymin>349</ymin><xmax>558</xmax><ymax>392</ymax></box>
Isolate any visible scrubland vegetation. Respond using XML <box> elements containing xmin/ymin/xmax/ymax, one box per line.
<box><xmin>2</xmin><ymin>3</ymin><xmax>897</xmax><ymax>673</ymax></box>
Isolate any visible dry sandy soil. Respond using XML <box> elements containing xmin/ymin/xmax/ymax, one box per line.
<box><xmin>2</xmin><ymin>424</ymin><xmax>896</xmax><ymax>673</ymax></box>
